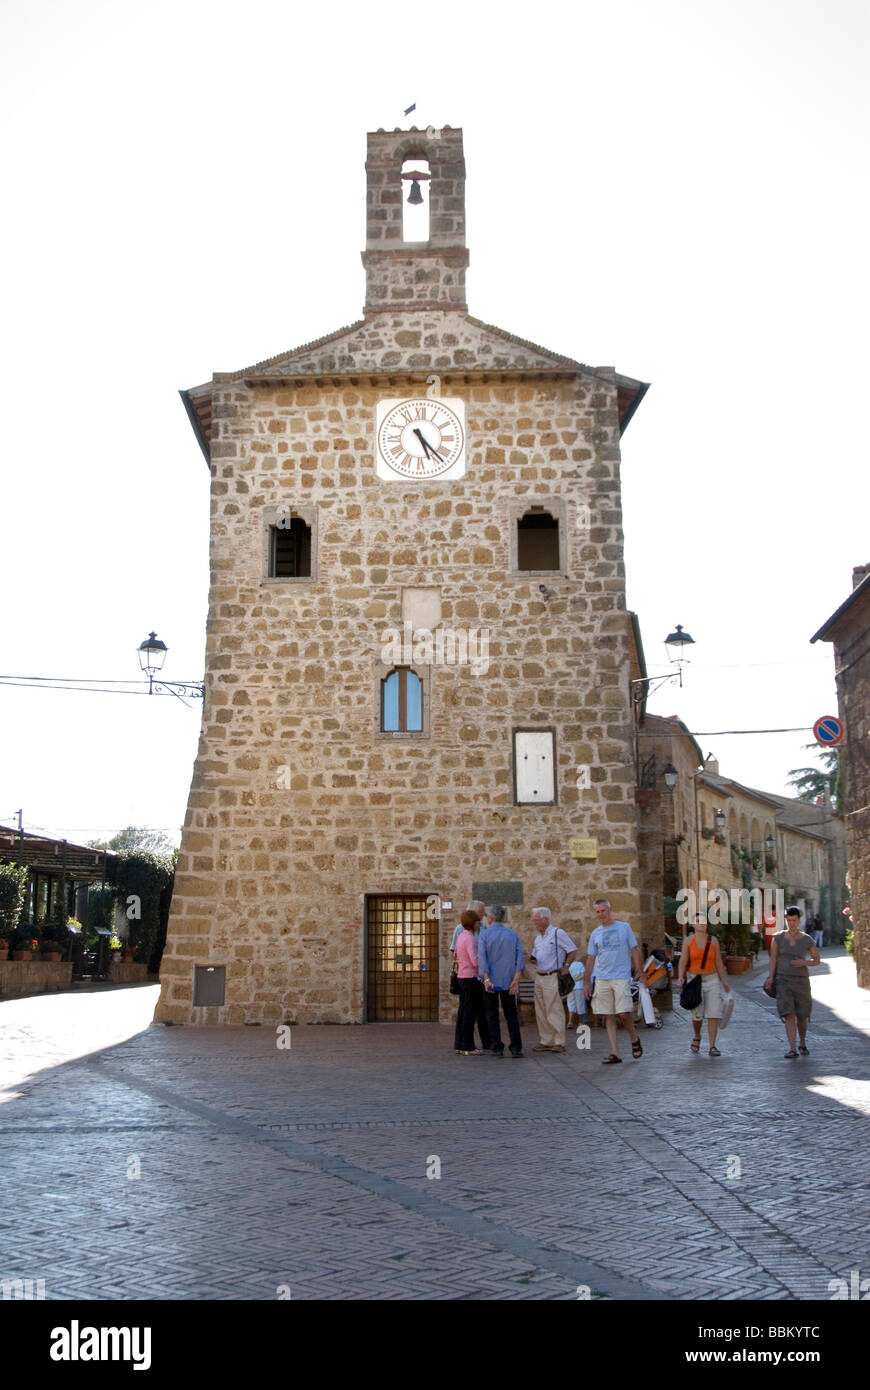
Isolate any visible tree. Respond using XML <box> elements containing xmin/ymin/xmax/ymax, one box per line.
<box><xmin>87</xmin><ymin>826</ymin><xmax>177</xmax><ymax>856</ymax></box>
<box><xmin>786</xmin><ymin>745</ymin><xmax>841</xmax><ymax>810</ymax></box>
<box><xmin>106</xmin><ymin>850</ymin><xmax>176</xmax><ymax>972</ymax></box>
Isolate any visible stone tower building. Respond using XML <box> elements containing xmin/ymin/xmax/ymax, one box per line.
<box><xmin>156</xmin><ymin>126</ymin><xmax>649</xmax><ymax>1025</ymax></box>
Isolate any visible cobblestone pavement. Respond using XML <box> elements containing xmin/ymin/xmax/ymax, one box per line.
<box><xmin>1</xmin><ymin>951</ymin><xmax>868</xmax><ymax>1301</ymax></box>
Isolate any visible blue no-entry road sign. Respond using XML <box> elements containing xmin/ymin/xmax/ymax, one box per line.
<box><xmin>813</xmin><ymin>715</ymin><xmax>843</xmax><ymax>747</ymax></box>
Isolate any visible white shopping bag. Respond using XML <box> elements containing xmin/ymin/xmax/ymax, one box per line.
<box><xmin>719</xmin><ymin>993</ymin><xmax>735</xmax><ymax>1030</ymax></box>
<box><xmin>637</xmin><ymin>983</ymin><xmax>657</xmax><ymax>1026</ymax></box>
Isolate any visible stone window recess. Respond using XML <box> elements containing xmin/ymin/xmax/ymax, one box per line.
<box><xmin>513</xmin><ymin>728</ymin><xmax>557</xmax><ymax>805</ymax></box>
<box><xmin>263</xmin><ymin>506</ymin><xmax>318</xmax><ymax>583</ymax></box>
<box><xmin>509</xmin><ymin>500</ymin><xmax>568</xmax><ymax>576</ymax></box>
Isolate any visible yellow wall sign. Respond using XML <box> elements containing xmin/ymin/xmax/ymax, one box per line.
<box><xmin>570</xmin><ymin>838</ymin><xmax>598</xmax><ymax>859</ymax></box>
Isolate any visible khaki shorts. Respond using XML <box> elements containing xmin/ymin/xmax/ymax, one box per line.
<box><xmin>689</xmin><ymin>971</ymin><xmax>725</xmax><ymax>1021</ymax></box>
<box><xmin>591</xmin><ymin>978</ymin><xmax>633</xmax><ymax>1015</ymax></box>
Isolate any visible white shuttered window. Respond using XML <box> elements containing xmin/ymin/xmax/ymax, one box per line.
<box><xmin>514</xmin><ymin>729</ymin><xmax>556</xmax><ymax>804</ymax></box>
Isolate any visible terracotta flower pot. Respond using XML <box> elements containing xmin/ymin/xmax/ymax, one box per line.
<box><xmin>41</xmin><ymin>951</ymin><xmax>62</xmax><ymax>962</ymax></box>
<box><xmin>12</xmin><ymin>950</ymin><xmax>34</xmax><ymax>961</ymax></box>
<box><xmin>725</xmin><ymin>956</ymin><xmax>747</xmax><ymax>975</ymax></box>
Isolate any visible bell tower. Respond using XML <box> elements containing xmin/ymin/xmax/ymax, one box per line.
<box><xmin>163</xmin><ymin>122</ymin><xmax>651</xmax><ymax>1028</ymax></box>
<box><xmin>361</xmin><ymin>126</ymin><xmax>469</xmax><ymax>315</ymax></box>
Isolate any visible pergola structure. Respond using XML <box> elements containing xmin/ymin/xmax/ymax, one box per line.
<box><xmin>0</xmin><ymin>828</ymin><xmax>117</xmax><ymax>932</ymax></box>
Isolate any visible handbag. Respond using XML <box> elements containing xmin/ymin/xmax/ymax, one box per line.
<box><xmin>679</xmin><ymin>938</ymin><xmax>710</xmax><ymax>1010</ymax></box>
<box><xmin>449</xmin><ymin>957</ymin><xmax>461</xmax><ymax>996</ymax></box>
<box><xmin>762</xmin><ymin>978</ymin><xmax>776</xmax><ymax>998</ymax></box>
<box><xmin>556</xmin><ymin>931</ymin><xmax>575</xmax><ymax>998</ymax></box>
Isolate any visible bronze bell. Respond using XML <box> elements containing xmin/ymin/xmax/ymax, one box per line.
<box><xmin>407</xmin><ymin>179</ymin><xmax>424</xmax><ymax>206</ymax></box>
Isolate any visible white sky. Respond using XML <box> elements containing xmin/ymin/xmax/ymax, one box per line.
<box><xmin>1</xmin><ymin>0</ymin><xmax>867</xmax><ymax>846</ymax></box>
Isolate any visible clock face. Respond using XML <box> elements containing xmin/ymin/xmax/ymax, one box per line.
<box><xmin>376</xmin><ymin>397</ymin><xmax>466</xmax><ymax>480</ymax></box>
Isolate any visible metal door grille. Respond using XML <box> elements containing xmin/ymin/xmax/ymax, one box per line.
<box><xmin>366</xmin><ymin>895</ymin><xmax>438</xmax><ymax>1021</ymax></box>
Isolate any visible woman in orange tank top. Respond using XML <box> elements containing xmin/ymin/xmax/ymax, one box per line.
<box><xmin>677</xmin><ymin>913</ymin><xmax>732</xmax><ymax>1057</ymax></box>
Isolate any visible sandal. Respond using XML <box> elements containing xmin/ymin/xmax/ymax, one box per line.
<box><xmin>783</xmin><ymin>1050</ymin><xmax>798</xmax><ymax>1059</ymax></box>
<box><xmin>709</xmin><ymin>1047</ymin><xmax>721</xmax><ymax>1057</ymax></box>
<box><xmin>690</xmin><ymin>1040</ymin><xmax>700</xmax><ymax>1053</ymax></box>
<box><xmin>602</xmin><ymin>1054</ymin><xmax>622</xmax><ymax>1064</ymax></box>
<box><xmin>631</xmin><ymin>1039</ymin><xmax>643</xmax><ymax>1059</ymax></box>
<box><xmin>798</xmin><ymin>1045</ymin><xmax>810</xmax><ymax>1055</ymax></box>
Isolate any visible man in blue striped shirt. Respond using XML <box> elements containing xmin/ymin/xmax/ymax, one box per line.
<box><xmin>478</xmin><ymin>906</ymin><xmax>525</xmax><ymax>1057</ymax></box>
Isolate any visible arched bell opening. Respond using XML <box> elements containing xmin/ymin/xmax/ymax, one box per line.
<box><xmin>401</xmin><ymin>157</ymin><xmax>430</xmax><ymax>242</ymax></box>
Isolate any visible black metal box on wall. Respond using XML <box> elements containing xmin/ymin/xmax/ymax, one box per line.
<box><xmin>193</xmin><ymin>965</ymin><xmax>226</xmax><ymax>1007</ymax></box>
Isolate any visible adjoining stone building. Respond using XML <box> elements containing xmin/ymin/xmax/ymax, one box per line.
<box><xmin>156</xmin><ymin>126</ymin><xmax>649</xmax><ymax>1025</ymax></box>
<box><xmin>812</xmin><ymin>563</ymin><xmax>870</xmax><ymax>987</ymax></box>
<box><xmin>631</xmin><ymin>703</ymin><xmax>846</xmax><ymax>948</ymax></box>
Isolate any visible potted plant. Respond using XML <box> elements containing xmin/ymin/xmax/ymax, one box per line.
<box><xmin>41</xmin><ymin>922</ymin><xmax>69</xmax><ymax>962</ymax></box>
<box><xmin>701</xmin><ymin>826</ymin><xmax>714</xmax><ymax>840</ymax></box>
<box><xmin>110</xmin><ymin>934</ymin><xmax>123</xmax><ymax>962</ymax></box>
<box><xmin>12</xmin><ymin>935</ymin><xmax>40</xmax><ymax>962</ymax></box>
<box><xmin>723</xmin><ymin>920</ymin><xmax>752</xmax><ymax>973</ymax></box>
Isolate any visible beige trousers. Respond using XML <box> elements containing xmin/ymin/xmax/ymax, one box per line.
<box><xmin>534</xmin><ymin>973</ymin><xmax>565</xmax><ymax>1046</ymax></box>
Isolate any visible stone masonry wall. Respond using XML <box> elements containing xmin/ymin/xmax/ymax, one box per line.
<box><xmin>156</xmin><ymin>363</ymin><xmax>640</xmax><ymax>1025</ymax></box>
<box><xmin>832</xmin><ymin>603</ymin><xmax>870</xmax><ymax>988</ymax></box>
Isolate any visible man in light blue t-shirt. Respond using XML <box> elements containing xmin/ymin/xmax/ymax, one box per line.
<box><xmin>585</xmin><ymin>897</ymin><xmax>643</xmax><ymax>1064</ymax></box>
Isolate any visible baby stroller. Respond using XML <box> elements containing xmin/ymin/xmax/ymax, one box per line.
<box><xmin>632</xmin><ymin>951</ymin><xmax>670</xmax><ymax>1029</ymax></box>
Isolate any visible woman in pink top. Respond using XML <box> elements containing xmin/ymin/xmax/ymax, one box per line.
<box><xmin>454</xmin><ymin>910</ymin><xmax>485</xmax><ymax>1055</ymax></box>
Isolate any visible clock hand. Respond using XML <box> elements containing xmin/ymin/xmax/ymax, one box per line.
<box><xmin>412</xmin><ymin>427</ymin><xmax>433</xmax><ymax>460</ymax></box>
<box><xmin>414</xmin><ymin>427</ymin><xmax>448</xmax><ymax>463</ymax></box>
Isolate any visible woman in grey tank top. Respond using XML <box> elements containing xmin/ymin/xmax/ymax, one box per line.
<box><xmin>765</xmin><ymin>906</ymin><xmax>820</xmax><ymax>1058</ymax></box>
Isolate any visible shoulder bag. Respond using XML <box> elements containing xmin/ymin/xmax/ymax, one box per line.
<box><xmin>449</xmin><ymin>945</ymin><xmax>461</xmax><ymax>996</ymax></box>
<box><xmin>679</xmin><ymin>938</ymin><xmax>710</xmax><ymax>1010</ymax></box>
<box><xmin>556</xmin><ymin>931</ymin><xmax>575</xmax><ymax>998</ymax></box>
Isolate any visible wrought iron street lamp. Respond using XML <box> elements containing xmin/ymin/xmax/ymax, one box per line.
<box><xmin>664</xmin><ymin>625</ymin><xmax>695</xmax><ymax>685</ymax></box>
<box><xmin>632</xmin><ymin>624</ymin><xmax>696</xmax><ymax>703</ymax></box>
<box><xmin>137</xmin><ymin>632</ymin><xmax>168</xmax><ymax>686</ymax></box>
<box><xmin>136</xmin><ymin>632</ymin><xmax>204</xmax><ymax>703</ymax></box>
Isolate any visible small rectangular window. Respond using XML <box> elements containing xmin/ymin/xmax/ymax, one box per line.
<box><xmin>517</xmin><ymin>511</ymin><xmax>560</xmax><ymax>570</ymax></box>
<box><xmin>270</xmin><ymin>518</ymin><xmax>311</xmax><ymax>577</ymax></box>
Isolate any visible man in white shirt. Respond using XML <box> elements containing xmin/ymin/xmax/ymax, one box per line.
<box><xmin>530</xmin><ymin>907</ymin><xmax>577</xmax><ymax>1053</ymax></box>
<box><xmin>449</xmin><ymin>902</ymin><xmax>490</xmax><ymax>952</ymax></box>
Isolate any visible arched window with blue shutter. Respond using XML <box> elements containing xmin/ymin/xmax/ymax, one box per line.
<box><xmin>381</xmin><ymin>668</ymin><xmax>422</xmax><ymax>732</ymax></box>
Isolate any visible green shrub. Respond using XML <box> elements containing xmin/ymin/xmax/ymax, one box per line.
<box><xmin>0</xmin><ymin>863</ymin><xmax>28</xmax><ymax>936</ymax></box>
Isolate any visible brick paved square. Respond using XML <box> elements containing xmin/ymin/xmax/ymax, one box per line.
<box><xmin>1</xmin><ymin>951</ymin><xmax>868</xmax><ymax>1300</ymax></box>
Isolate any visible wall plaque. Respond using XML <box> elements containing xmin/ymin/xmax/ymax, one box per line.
<box><xmin>570</xmin><ymin>839</ymin><xmax>598</xmax><ymax>859</ymax></box>
<box><xmin>472</xmin><ymin>881</ymin><xmax>524</xmax><ymax>905</ymax></box>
